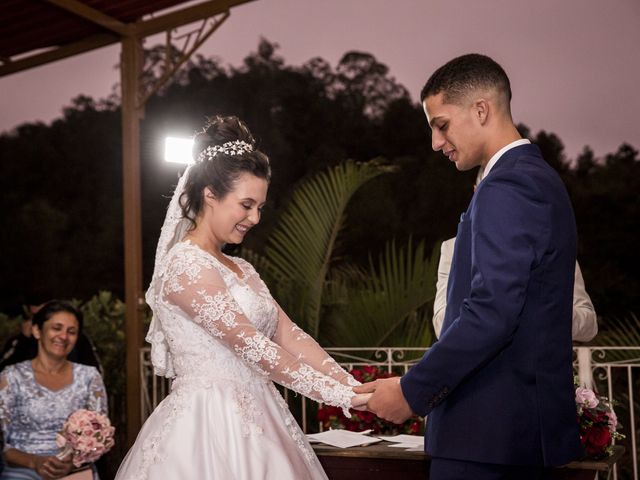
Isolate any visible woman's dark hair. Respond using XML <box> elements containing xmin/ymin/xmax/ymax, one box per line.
<box><xmin>32</xmin><ymin>300</ymin><xmax>83</xmax><ymax>332</ymax></box>
<box><xmin>180</xmin><ymin>115</ymin><xmax>271</xmax><ymax>227</ymax></box>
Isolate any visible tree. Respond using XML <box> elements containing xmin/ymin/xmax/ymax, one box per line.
<box><xmin>334</xmin><ymin>51</ymin><xmax>410</xmax><ymax>119</ymax></box>
<box><xmin>0</xmin><ymin>39</ymin><xmax>637</xmax><ymax>323</ymax></box>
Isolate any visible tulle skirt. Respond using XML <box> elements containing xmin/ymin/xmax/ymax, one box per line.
<box><xmin>115</xmin><ymin>378</ymin><xmax>327</xmax><ymax>480</ymax></box>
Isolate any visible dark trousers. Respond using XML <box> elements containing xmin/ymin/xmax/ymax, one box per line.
<box><xmin>430</xmin><ymin>457</ymin><xmax>553</xmax><ymax>480</ymax></box>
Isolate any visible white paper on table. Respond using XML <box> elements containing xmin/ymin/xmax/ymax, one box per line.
<box><xmin>306</xmin><ymin>429</ymin><xmax>382</xmax><ymax>448</ymax></box>
<box><xmin>376</xmin><ymin>434</ymin><xmax>424</xmax><ymax>447</ymax></box>
<box><xmin>387</xmin><ymin>443</ymin><xmax>420</xmax><ymax>449</ymax></box>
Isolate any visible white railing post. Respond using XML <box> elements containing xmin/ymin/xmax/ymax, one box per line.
<box><xmin>576</xmin><ymin>346</ymin><xmax>593</xmax><ymax>389</ymax></box>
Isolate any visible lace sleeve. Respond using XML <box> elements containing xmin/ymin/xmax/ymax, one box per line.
<box><xmin>0</xmin><ymin>370</ymin><xmax>14</xmax><ymax>451</ymax></box>
<box><xmin>273</xmin><ymin>305</ymin><xmax>359</xmax><ymax>387</ymax></box>
<box><xmin>85</xmin><ymin>368</ymin><xmax>108</xmax><ymax>415</ymax></box>
<box><xmin>163</xmin><ymin>254</ymin><xmax>356</xmax><ymax>415</ymax></box>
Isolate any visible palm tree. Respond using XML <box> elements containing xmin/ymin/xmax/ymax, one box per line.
<box><xmin>324</xmin><ymin>238</ymin><xmax>438</xmax><ymax>348</ymax></box>
<box><xmin>247</xmin><ymin>159</ymin><xmax>437</xmax><ymax>349</ymax></box>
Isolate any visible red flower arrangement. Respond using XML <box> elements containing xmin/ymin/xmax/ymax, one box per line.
<box><xmin>575</xmin><ymin>382</ymin><xmax>624</xmax><ymax>459</ymax></box>
<box><xmin>317</xmin><ymin>366</ymin><xmax>423</xmax><ymax>435</ymax></box>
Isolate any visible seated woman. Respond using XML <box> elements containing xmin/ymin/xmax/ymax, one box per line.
<box><xmin>0</xmin><ymin>300</ymin><xmax>108</xmax><ymax>480</ymax></box>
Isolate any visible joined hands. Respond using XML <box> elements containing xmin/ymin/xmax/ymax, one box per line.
<box><xmin>350</xmin><ymin>392</ymin><xmax>372</xmax><ymax>411</ymax></box>
<box><xmin>351</xmin><ymin>377</ymin><xmax>414</xmax><ymax>424</ymax></box>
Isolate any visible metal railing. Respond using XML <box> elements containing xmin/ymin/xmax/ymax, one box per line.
<box><xmin>574</xmin><ymin>347</ymin><xmax>640</xmax><ymax>480</ymax></box>
<box><xmin>140</xmin><ymin>346</ymin><xmax>640</xmax><ymax>479</ymax></box>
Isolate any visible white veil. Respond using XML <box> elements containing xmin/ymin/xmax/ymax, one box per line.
<box><xmin>144</xmin><ymin>139</ymin><xmax>254</xmax><ymax>378</ymax></box>
<box><xmin>145</xmin><ymin>165</ymin><xmax>193</xmax><ymax>378</ymax></box>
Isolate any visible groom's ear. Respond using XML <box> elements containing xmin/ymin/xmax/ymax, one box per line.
<box><xmin>473</xmin><ymin>98</ymin><xmax>490</xmax><ymax>126</ymax></box>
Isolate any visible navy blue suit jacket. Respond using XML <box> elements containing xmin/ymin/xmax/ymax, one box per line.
<box><xmin>401</xmin><ymin>144</ymin><xmax>582</xmax><ymax>467</ymax></box>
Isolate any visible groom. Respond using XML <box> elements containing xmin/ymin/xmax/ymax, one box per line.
<box><xmin>355</xmin><ymin>54</ymin><xmax>582</xmax><ymax>479</ymax></box>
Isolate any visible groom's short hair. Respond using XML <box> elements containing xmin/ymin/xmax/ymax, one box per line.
<box><xmin>420</xmin><ymin>54</ymin><xmax>512</xmax><ymax>108</ymax></box>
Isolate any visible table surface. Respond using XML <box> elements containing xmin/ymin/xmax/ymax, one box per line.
<box><xmin>312</xmin><ymin>442</ymin><xmax>625</xmax><ymax>472</ymax></box>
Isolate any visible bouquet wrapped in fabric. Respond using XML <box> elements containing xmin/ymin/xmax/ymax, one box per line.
<box><xmin>575</xmin><ymin>382</ymin><xmax>624</xmax><ymax>459</ymax></box>
<box><xmin>56</xmin><ymin>409</ymin><xmax>116</xmax><ymax>467</ymax></box>
<box><xmin>317</xmin><ymin>366</ymin><xmax>423</xmax><ymax>435</ymax></box>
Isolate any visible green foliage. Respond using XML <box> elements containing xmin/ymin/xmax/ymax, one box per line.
<box><xmin>324</xmin><ymin>239</ymin><xmax>438</xmax><ymax>349</ymax></box>
<box><xmin>561</xmin><ymin>144</ymin><xmax>640</xmax><ymax>318</ymax></box>
<box><xmin>0</xmin><ymin>312</ymin><xmax>25</xmax><ymax>347</ymax></box>
<box><xmin>79</xmin><ymin>291</ymin><xmax>128</xmax><ymax>404</ymax></box>
<box><xmin>248</xmin><ymin>159</ymin><xmax>437</xmax><ymax>350</ymax></box>
<box><xmin>78</xmin><ymin>292</ymin><xmax>150</xmax><ymax>479</ymax></box>
<box><xmin>78</xmin><ymin>292</ymin><xmax>127</xmax><ymax>470</ymax></box>
<box><xmin>76</xmin><ymin>291</ymin><xmax>150</xmax><ymax>442</ymax></box>
<box><xmin>596</xmin><ymin>313</ymin><xmax>640</xmax><ymax>360</ymax></box>
<box><xmin>258</xmin><ymin>159</ymin><xmax>395</xmax><ymax>338</ymax></box>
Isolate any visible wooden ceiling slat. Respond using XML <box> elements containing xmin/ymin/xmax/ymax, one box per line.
<box><xmin>45</xmin><ymin>0</ymin><xmax>130</xmax><ymax>36</ymax></box>
<box><xmin>0</xmin><ymin>0</ymin><xmax>254</xmax><ymax>77</ymax></box>
<box><xmin>0</xmin><ymin>0</ymin><xmax>196</xmax><ymax>58</ymax></box>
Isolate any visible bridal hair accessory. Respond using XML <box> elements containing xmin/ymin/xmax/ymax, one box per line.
<box><xmin>197</xmin><ymin>140</ymin><xmax>254</xmax><ymax>163</ymax></box>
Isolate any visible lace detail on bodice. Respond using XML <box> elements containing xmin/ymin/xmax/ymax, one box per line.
<box><xmin>147</xmin><ymin>242</ymin><xmax>355</xmax><ymax>409</ymax></box>
<box><xmin>134</xmin><ymin>242</ymin><xmax>358</xmax><ymax>478</ymax></box>
<box><xmin>234</xmin><ymin>386</ymin><xmax>264</xmax><ymax>436</ymax></box>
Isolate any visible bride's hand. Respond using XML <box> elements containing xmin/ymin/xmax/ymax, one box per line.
<box><xmin>351</xmin><ymin>393</ymin><xmax>372</xmax><ymax>411</ymax></box>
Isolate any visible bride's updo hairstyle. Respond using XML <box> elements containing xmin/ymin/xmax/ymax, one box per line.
<box><xmin>180</xmin><ymin>115</ymin><xmax>271</xmax><ymax>226</ymax></box>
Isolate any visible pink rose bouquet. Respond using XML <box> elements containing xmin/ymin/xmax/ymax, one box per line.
<box><xmin>56</xmin><ymin>409</ymin><xmax>116</xmax><ymax>467</ymax></box>
<box><xmin>575</xmin><ymin>382</ymin><xmax>624</xmax><ymax>459</ymax></box>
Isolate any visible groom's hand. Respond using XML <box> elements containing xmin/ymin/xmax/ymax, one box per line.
<box><xmin>351</xmin><ymin>392</ymin><xmax>372</xmax><ymax>411</ymax></box>
<box><xmin>355</xmin><ymin>377</ymin><xmax>414</xmax><ymax>424</ymax></box>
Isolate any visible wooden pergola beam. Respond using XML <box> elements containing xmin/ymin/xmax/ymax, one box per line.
<box><xmin>120</xmin><ymin>35</ymin><xmax>145</xmax><ymax>444</ymax></box>
<box><xmin>45</xmin><ymin>0</ymin><xmax>130</xmax><ymax>36</ymax></box>
<box><xmin>132</xmin><ymin>0</ymin><xmax>250</xmax><ymax>37</ymax></box>
<box><xmin>0</xmin><ymin>0</ymin><xmax>256</xmax><ymax>78</ymax></box>
<box><xmin>0</xmin><ymin>33</ymin><xmax>117</xmax><ymax>77</ymax></box>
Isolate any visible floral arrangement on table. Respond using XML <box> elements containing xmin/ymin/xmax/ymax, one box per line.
<box><xmin>575</xmin><ymin>380</ymin><xmax>624</xmax><ymax>459</ymax></box>
<box><xmin>317</xmin><ymin>366</ymin><xmax>424</xmax><ymax>435</ymax></box>
<box><xmin>56</xmin><ymin>409</ymin><xmax>116</xmax><ymax>467</ymax></box>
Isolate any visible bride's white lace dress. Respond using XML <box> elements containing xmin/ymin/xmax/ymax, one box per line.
<box><xmin>115</xmin><ymin>240</ymin><xmax>357</xmax><ymax>480</ymax></box>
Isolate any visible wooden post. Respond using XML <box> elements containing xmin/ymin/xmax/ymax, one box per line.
<box><xmin>120</xmin><ymin>34</ymin><xmax>144</xmax><ymax>447</ymax></box>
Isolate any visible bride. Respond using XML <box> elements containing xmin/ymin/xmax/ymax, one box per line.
<box><xmin>115</xmin><ymin>116</ymin><xmax>366</xmax><ymax>479</ymax></box>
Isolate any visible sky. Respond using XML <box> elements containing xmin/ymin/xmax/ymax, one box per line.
<box><xmin>1</xmin><ymin>0</ymin><xmax>639</xmax><ymax>160</ymax></box>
